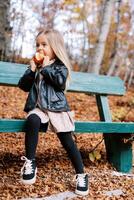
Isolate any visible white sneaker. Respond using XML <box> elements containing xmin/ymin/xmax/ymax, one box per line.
<box><xmin>75</xmin><ymin>173</ymin><xmax>89</xmax><ymax>196</ymax></box>
<box><xmin>20</xmin><ymin>156</ymin><xmax>37</xmax><ymax>185</ymax></box>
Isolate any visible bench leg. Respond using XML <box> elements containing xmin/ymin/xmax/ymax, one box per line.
<box><xmin>104</xmin><ymin>133</ymin><xmax>132</xmax><ymax>173</ymax></box>
<box><xmin>96</xmin><ymin>95</ymin><xmax>132</xmax><ymax>173</ymax></box>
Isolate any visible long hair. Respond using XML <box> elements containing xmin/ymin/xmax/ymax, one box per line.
<box><xmin>36</xmin><ymin>29</ymin><xmax>72</xmax><ymax>81</ymax></box>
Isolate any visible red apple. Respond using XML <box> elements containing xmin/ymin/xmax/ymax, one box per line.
<box><xmin>33</xmin><ymin>51</ymin><xmax>45</xmax><ymax>64</ymax></box>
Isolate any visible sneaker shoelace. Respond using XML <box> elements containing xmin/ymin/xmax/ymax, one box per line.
<box><xmin>76</xmin><ymin>174</ymin><xmax>86</xmax><ymax>187</ymax></box>
<box><xmin>21</xmin><ymin>156</ymin><xmax>34</xmax><ymax>175</ymax></box>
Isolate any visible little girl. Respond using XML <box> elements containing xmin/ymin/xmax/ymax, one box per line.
<box><xmin>18</xmin><ymin>29</ymin><xmax>89</xmax><ymax>196</ymax></box>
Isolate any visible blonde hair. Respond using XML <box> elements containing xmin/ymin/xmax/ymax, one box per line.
<box><xmin>36</xmin><ymin>29</ymin><xmax>72</xmax><ymax>80</ymax></box>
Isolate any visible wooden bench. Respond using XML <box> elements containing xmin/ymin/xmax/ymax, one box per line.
<box><xmin>0</xmin><ymin>61</ymin><xmax>134</xmax><ymax>173</ymax></box>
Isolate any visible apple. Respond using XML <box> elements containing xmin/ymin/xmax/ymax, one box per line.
<box><xmin>33</xmin><ymin>51</ymin><xmax>45</xmax><ymax>64</ymax></box>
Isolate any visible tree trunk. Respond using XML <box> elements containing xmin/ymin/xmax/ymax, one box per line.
<box><xmin>130</xmin><ymin>0</ymin><xmax>134</xmax><ymax>34</ymax></box>
<box><xmin>124</xmin><ymin>65</ymin><xmax>134</xmax><ymax>88</ymax></box>
<box><xmin>107</xmin><ymin>54</ymin><xmax>118</xmax><ymax>75</ymax></box>
<box><xmin>91</xmin><ymin>0</ymin><xmax>115</xmax><ymax>74</ymax></box>
<box><xmin>0</xmin><ymin>0</ymin><xmax>12</xmax><ymax>61</ymax></box>
<box><xmin>107</xmin><ymin>0</ymin><xmax>122</xmax><ymax>76</ymax></box>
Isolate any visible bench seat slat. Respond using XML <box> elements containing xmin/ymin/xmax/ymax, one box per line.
<box><xmin>0</xmin><ymin>119</ymin><xmax>134</xmax><ymax>133</ymax></box>
<box><xmin>0</xmin><ymin>61</ymin><xmax>125</xmax><ymax>95</ymax></box>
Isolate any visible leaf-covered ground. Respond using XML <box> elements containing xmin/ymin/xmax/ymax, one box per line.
<box><xmin>0</xmin><ymin>86</ymin><xmax>134</xmax><ymax>200</ymax></box>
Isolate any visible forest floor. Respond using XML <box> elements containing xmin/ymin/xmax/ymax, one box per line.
<box><xmin>0</xmin><ymin>85</ymin><xmax>134</xmax><ymax>200</ymax></box>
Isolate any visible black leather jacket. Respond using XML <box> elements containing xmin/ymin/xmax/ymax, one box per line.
<box><xmin>18</xmin><ymin>59</ymin><xmax>70</xmax><ymax>112</ymax></box>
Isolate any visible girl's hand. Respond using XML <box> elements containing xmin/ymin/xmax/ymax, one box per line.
<box><xmin>30</xmin><ymin>59</ymin><xmax>37</xmax><ymax>72</ymax></box>
<box><xmin>42</xmin><ymin>56</ymin><xmax>50</xmax><ymax>67</ymax></box>
<box><xmin>42</xmin><ymin>56</ymin><xmax>54</xmax><ymax>67</ymax></box>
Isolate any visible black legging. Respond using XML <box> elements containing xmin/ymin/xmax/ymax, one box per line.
<box><xmin>25</xmin><ymin>114</ymin><xmax>84</xmax><ymax>174</ymax></box>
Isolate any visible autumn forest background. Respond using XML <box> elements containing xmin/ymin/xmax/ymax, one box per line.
<box><xmin>0</xmin><ymin>0</ymin><xmax>134</xmax><ymax>199</ymax></box>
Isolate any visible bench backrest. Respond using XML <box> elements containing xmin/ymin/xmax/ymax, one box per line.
<box><xmin>0</xmin><ymin>61</ymin><xmax>125</xmax><ymax>95</ymax></box>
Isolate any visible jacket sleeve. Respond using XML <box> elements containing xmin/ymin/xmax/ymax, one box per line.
<box><xmin>40</xmin><ymin>65</ymin><xmax>68</xmax><ymax>90</ymax></box>
<box><xmin>18</xmin><ymin>68</ymin><xmax>36</xmax><ymax>92</ymax></box>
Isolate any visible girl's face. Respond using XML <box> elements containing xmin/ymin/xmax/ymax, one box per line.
<box><xmin>36</xmin><ymin>34</ymin><xmax>55</xmax><ymax>60</ymax></box>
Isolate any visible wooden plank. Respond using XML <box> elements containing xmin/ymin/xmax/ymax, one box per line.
<box><xmin>96</xmin><ymin>95</ymin><xmax>113</xmax><ymax>167</ymax></box>
<box><xmin>96</xmin><ymin>95</ymin><xmax>112</xmax><ymax>122</ymax></box>
<box><xmin>96</xmin><ymin>95</ymin><xmax>132</xmax><ymax>173</ymax></box>
<box><xmin>0</xmin><ymin>119</ymin><xmax>134</xmax><ymax>133</ymax></box>
<box><xmin>0</xmin><ymin>62</ymin><xmax>27</xmax><ymax>86</ymax></box>
<box><xmin>75</xmin><ymin>121</ymin><xmax>134</xmax><ymax>133</ymax></box>
<box><xmin>0</xmin><ymin>61</ymin><xmax>125</xmax><ymax>95</ymax></box>
<box><xmin>69</xmin><ymin>72</ymin><xmax>125</xmax><ymax>95</ymax></box>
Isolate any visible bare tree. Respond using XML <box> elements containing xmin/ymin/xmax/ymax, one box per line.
<box><xmin>123</xmin><ymin>0</ymin><xmax>134</xmax><ymax>87</ymax></box>
<box><xmin>107</xmin><ymin>0</ymin><xmax>122</xmax><ymax>76</ymax></box>
<box><xmin>92</xmin><ymin>0</ymin><xmax>115</xmax><ymax>74</ymax></box>
<box><xmin>31</xmin><ymin>0</ymin><xmax>62</xmax><ymax>31</ymax></box>
<box><xmin>0</xmin><ymin>0</ymin><xmax>12</xmax><ymax>60</ymax></box>
<box><xmin>11</xmin><ymin>0</ymin><xmax>26</xmax><ymax>61</ymax></box>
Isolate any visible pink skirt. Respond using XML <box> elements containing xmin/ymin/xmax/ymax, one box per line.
<box><xmin>27</xmin><ymin>108</ymin><xmax>75</xmax><ymax>133</ymax></box>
